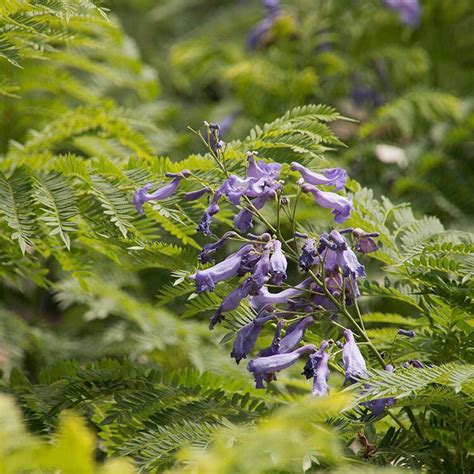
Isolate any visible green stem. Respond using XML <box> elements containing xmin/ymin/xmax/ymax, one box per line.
<box><xmin>405</xmin><ymin>407</ymin><xmax>425</xmax><ymax>440</ymax></box>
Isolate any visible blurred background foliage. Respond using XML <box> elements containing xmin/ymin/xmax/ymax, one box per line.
<box><xmin>0</xmin><ymin>0</ymin><xmax>473</xmax><ymax>472</ymax></box>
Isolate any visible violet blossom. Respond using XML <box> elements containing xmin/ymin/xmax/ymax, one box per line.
<box><xmin>299</xmin><ymin>238</ymin><xmax>317</xmax><ymax>271</ymax></box>
<box><xmin>198</xmin><ymin>231</ymin><xmax>237</xmax><ymax>264</ymax></box>
<box><xmin>258</xmin><ymin>320</ymin><xmax>284</xmax><ymax>357</ymax></box>
<box><xmin>248</xmin><ymin>344</ymin><xmax>316</xmax><ymax>389</ymax></box>
<box><xmin>302</xmin><ymin>340</ymin><xmax>330</xmax><ymax>378</ymax></box>
<box><xmin>320</xmin><ymin>230</ymin><xmax>366</xmax><ymax>279</ymax></box>
<box><xmin>384</xmin><ymin>0</ymin><xmax>421</xmax><ymax>28</ymax></box>
<box><xmin>231</xmin><ymin>311</ymin><xmax>276</xmax><ymax>364</ymax></box>
<box><xmin>279</xmin><ymin>316</ymin><xmax>314</xmax><ymax>353</ymax></box>
<box><xmin>189</xmin><ymin>243</ymin><xmax>254</xmax><ymax>293</ymax></box>
<box><xmin>398</xmin><ymin>329</ymin><xmax>415</xmax><ymax>338</ymax></box>
<box><xmin>185</xmin><ymin>187</ymin><xmax>211</xmax><ymax>201</ymax></box>
<box><xmin>351</xmin><ymin>228</ymin><xmax>379</xmax><ymax>254</ymax></box>
<box><xmin>301</xmin><ymin>183</ymin><xmax>353</xmax><ymax>223</ymax></box>
<box><xmin>197</xmin><ymin>195</ymin><xmax>221</xmax><ymax>236</ymax></box>
<box><xmin>133</xmin><ymin>170</ymin><xmax>191</xmax><ymax>214</ymax></box>
<box><xmin>291</xmin><ymin>162</ymin><xmax>347</xmax><ymax>191</ymax></box>
<box><xmin>209</xmin><ymin>277</ymin><xmax>256</xmax><ymax>329</ymax></box>
<box><xmin>246</xmin><ymin>152</ymin><xmax>282</xmax><ymax>179</ymax></box>
<box><xmin>312</xmin><ymin>351</ymin><xmax>330</xmax><ymax>397</ymax></box>
<box><xmin>269</xmin><ymin>240</ymin><xmax>287</xmax><ymax>285</ymax></box>
<box><xmin>250</xmin><ymin>277</ymin><xmax>312</xmax><ymax>312</ymax></box>
<box><xmin>342</xmin><ymin>329</ymin><xmax>368</xmax><ymax>384</ymax></box>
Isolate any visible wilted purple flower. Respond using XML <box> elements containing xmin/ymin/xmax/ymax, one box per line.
<box><xmin>312</xmin><ymin>351</ymin><xmax>330</xmax><ymax>397</ymax></box>
<box><xmin>198</xmin><ymin>231</ymin><xmax>237</xmax><ymax>264</ymax></box>
<box><xmin>250</xmin><ymin>277</ymin><xmax>312</xmax><ymax>312</ymax></box>
<box><xmin>301</xmin><ymin>183</ymin><xmax>353</xmax><ymax>223</ymax></box>
<box><xmin>231</xmin><ymin>311</ymin><xmax>276</xmax><ymax>364</ymax></box>
<box><xmin>299</xmin><ymin>238</ymin><xmax>317</xmax><ymax>271</ymax></box>
<box><xmin>185</xmin><ymin>187</ymin><xmax>211</xmax><ymax>201</ymax></box>
<box><xmin>269</xmin><ymin>240</ymin><xmax>287</xmax><ymax>285</ymax></box>
<box><xmin>248</xmin><ymin>344</ymin><xmax>316</xmax><ymax>389</ymax></box>
<box><xmin>384</xmin><ymin>0</ymin><xmax>421</xmax><ymax>28</ymax></box>
<box><xmin>342</xmin><ymin>329</ymin><xmax>368</xmax><ymax>384</ymax></box>
<box><xmin>291</xmin><ymin>162</ymin><xmax>347</xmax><ymax>191</ymax></box>
<box><xmin>398</xmin><ymin>329</ymin><xmax>415</xmax><ymax>338</ymax></box>
<box><xmin>278</xmin><ymin>316</ymin><xmax>314</xmax><ymax>353</ymax></box>
<box><xmin>189</xmin><ymin>243</ymin><xmax>254</xmax><ymax>293</ymax></box>
<box><xmin>133</xmin><ymin>170</ymin><xmax>191</xmax><ymax>214</ymax></box>
<box><xmin>362</xmin><ymin>365</ymin><xmax>396</xmax><ymax>415</ymax></box>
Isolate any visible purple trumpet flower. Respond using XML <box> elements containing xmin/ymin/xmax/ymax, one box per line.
<box><xmin>299</xmin><ymin>238</ymin><xmax>317</xmax><ymax>271</ymax></box>
<box><xmin>185</xmin><ymin>187</ymin><xmax>211</xmax><ymax>201</ymax></box>
<box><xmin>198</xmin><ymin>231</ymin><xmax>237</xmax><ymax>264</ymax></box>
<box><xmin>362</xmin><ymin>365</ymin><xmax>396</xmax><ymax>415</ymax></box>
<box><xmin>234</xmin><ymin>184</ymin><xmax>279</xmax><ymax>233</ymax></box>
<box><xmin>209</xmin><ymin>277</ymin><xmax>256</xmax><ymax>329</ymax></box>
<box><xmin>269</xmin><ymin>240</ymin><xmax>287</xmax><ymax>285</ymax></box>
<box><xmin>231</xmin><ymin>312</ymin><xmax>276</xmax><ymax>364</ymax></box>
<box><xmin>133</xmin><ymin>170</ymin><xmax>191</xmax><ymax>214</ymax></box>
<box><xmin>189</xmin><ymin>243</ymin><xmax>254</xmax><ymax>293</ymax></box>
<box><xmin>258</xmin><ymin>319</ymin><xmax>284</xmax><ymax>357</ymax></box>
<box><xmin>251</xmin><ymin>247</ymin><xmax>271</xmax><ymax>289</ymax></box>
<box><xmin>398</xmin><ymin>329</ymin><xmax>415</xmax><ymax>338</ymax></box>
<box><xmin>234</xmin><ymin>208</ymin><xmax>254</xmax><ymax>233</ymax></box>
<box><xmin>342</xmin><ymin>329</ymin><xmax>368</xmax><ymax>384</ymax></box>
<box><xmin>301</xmin><ymin>183</ymin><xmax>353</xmax><ymax>223</ymax></box>
<box><xmin>219</xmin><ymin>175</ymin><xmax>265</xmax><ymax>205</ymax></box>
<box><xmin>302</xmin><ymin>340</ymin><xmax>330</xmax><ymax>378</ymax></box>
<box><xmin>250</xmin><ymin>277</ymin><xmax>312</xmax><ymax>312</ymax></box>
<box><xmin>248</xmin><ymin>344</ymin><xmax>316</xmax><ymax>389</ymax></box>
<box><xmin>351</xmin><ymin>228</ymin><xmax>379</xmax><ymax>254</ymax></box>
<box><xmin>291</xmin><ymin>162</ymin><xmax>347</xmax><ymax>191</ymax></box>
<box><xmin>312</xmin><ymin>351</ymin><xmax>330</xmax><ymax>397</ymax></box>
<box><xmin>278</xmin><ymin>316</ymin><xmax>314</xmax><ymax>353</ymax></box>
<box><xmin>384</xmin><ymin>0</ymin><xmax>421</xmax><ymax>28</ymax></box>
<box><xmin>319</xmin><ymin>231</ymin><xmax>366</xmax><ymax>279</ymax></box>
<box><xmin>197</xmin><ymin>194</ymin><xmax>221</xmax><ymax>236</ymax></box>
<box><xmin>246</xmin><ymin>152</ymin><xmax>282</xmax><ymax>179</ymax></box>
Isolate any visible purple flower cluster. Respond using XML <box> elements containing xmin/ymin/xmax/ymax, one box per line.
<box><xmin>132</xmin><ymin>152</ymin><xmax>397</xmax><ymax>407</ymax></box>
<box><xmin>198</xmin><ymin>152</ymin><xmax>282</xmax><ymax>236</ymax></box>
<box><xmin>292</xmin><ymin>162</ymin><xmax>352</xmax><ymax>223</ymax></box>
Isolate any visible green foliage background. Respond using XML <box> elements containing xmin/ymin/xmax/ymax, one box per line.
<box><xmin>0</xmin><ymin>1</ymin><xmax>473</xmax><ymax>473</ymax></box>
